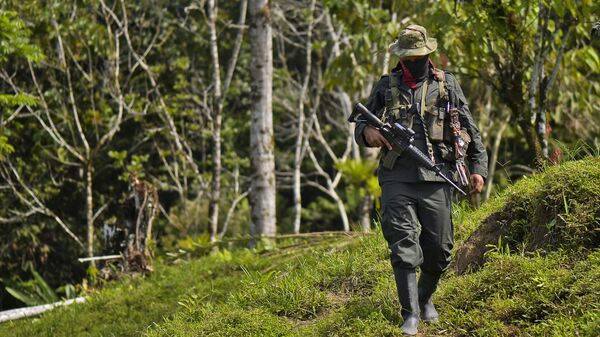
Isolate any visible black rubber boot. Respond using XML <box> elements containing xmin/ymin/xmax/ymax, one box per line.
<box><xmin>393</xmin><ymin>266</ymin><xmax>420</xmax><ymax>336</ymax></box>
<box><xmin>418</xmin><ymin>271</ymin><xmax>441</xmax><ymax>323</ymax></box>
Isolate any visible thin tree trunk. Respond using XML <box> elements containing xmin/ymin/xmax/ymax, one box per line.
<box><xmin>359</xmin><ymin>194</ymin><xmax>372</xmax><ymax>232</ymax></box>
<box><xmin>306</xmin><ymin>146</ymin><xmax>350</xmax><ymax>232</ymax></box>
<box><xmin>518</xmin><ymin>119</ymin><xmax>544</xmax><ymax>166</ymax></box>
<box><xmin>484</xmin><ymin>118</ymin><xmax>508</xmax><ymax>201</ymax></box>
<box><xmin>86</xmin><ymin>162</ymin><xmax>94</xmax><ymax>265</ymax></box>
<box><xmin>536</xmin><ymin>24</ymin><xmax>571</xmax><ymax>160</ymax></box>
<box><xmin>207</xmin><ymin>0</ymin><xmax>222</xmax><ymax>243</ymax></box>
<box><xmin>223</xmin><ymin>0</ymin><xmax>248</xmax><ymax>94</ymax></box>
<box><xmin>207</xmin><ymin>0</ymin><xmax>247</xmax><ymax>242</ymax></box>
<box><xmin>249</xmin><ymin>0</ymin><xmax>276</xmax><ymax>239</ymax></box>
<box><xmin>333</xmin><ymin>192</ymin><xmax>350</xmax><ymax>232</ymax></box>
<box><xmin>292</xmin><ymin>0</ymin><xmax>316</xmax><ymax>234</ymax></box>
<box><xmin>220</xmin><ymin>189</ymin><xmax>250</xmax><ymax>239</ymax></box>
<box><xmin>143</xmin><ymin>186</ymin><xmax>158</xmax><ymax>259</ymax></box>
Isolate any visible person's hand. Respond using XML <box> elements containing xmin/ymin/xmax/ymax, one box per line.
<box><xmin>470</xmin><ymin>174</ymin><xmax>484</xmax><ymax>194</ymax></box>
<box><xmin>363</xmin><ymin>126</ymin><xmax>392</xmax><ymax>150</ymax></box>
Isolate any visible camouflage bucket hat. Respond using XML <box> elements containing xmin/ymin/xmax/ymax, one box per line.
<box><xmin>388</xmin><ymin>24</ymin><xmax>437</xmax><ymax>58</ymax></box>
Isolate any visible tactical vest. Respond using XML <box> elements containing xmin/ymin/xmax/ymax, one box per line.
<box><xmin>381</xmin><ymin>69</ymin><xmax>471</xmax><ymax>169</ymax></box>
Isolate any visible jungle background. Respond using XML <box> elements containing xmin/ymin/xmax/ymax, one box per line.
<box><xmin>0</xmin><ymin>0</ymin><xmax>599</xmax><ymax>323</ymax></box>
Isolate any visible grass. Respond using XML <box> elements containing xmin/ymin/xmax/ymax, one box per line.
<box><xmin>459</xmin><ymin>157</ymin><xmax>600</xmax><ymax>246</ymax></box>
<box><xmin>0</xmin><ymin>249</ymin><xmax>279</xmax><ymax>337</ymax></box>
<box><xmin>436</xmin><ymin>250</ymin><xmax>600</xmax><ymax>336</ymax></box>
<box><xmin>2</xmin><ymin>157</ymin><xmax>599</xmax><ymax>336</ymax></box>
<box><xmin>455</xmin><ymin>157</ymin><xmax>600</xmax><ymax>273</ymax></box>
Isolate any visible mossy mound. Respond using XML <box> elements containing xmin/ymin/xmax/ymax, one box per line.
<box><xmin>455</xmin><ymin>157</ymin><xmax>600</xmax><ymax>274</ymax></box>
<box><xmin>438</xmin><ymin>250</ymin><xmax>600</xmax><ymax>336</ymax></box>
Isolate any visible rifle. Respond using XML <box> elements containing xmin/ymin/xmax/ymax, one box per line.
<box><xmin>348</xmin><ymin>102</ymin><xmax>467</xmax><ymax>196</ymax></box>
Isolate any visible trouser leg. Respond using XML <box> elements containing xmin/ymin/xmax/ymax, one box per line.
<box><xmin>381</xmin><ymin>182</ymin><xmax>421</xmax><ymax>335</ymax></box>
<box><xmin>415</xmin><ymin>182</ymin><xmax>453</xmax><ymax>322</ymax></box>
<box><xmin>380</xmin><ymin>182</ymin><xmax>422</xmax><ymax>269</ymax></box>
<box><xmin>416</xmin><ymin>183</ymin><xmax>453</xmax><ymax>274</ymax></box>
<box><xmin>380</xmin><ymin>181</ymin><xmax>453</xmax><ymax>272</ymax></box>
<box><xmin>380</xmin><ymin>182</ymin><xmax>453</xmax><ymax>331</ymax></box>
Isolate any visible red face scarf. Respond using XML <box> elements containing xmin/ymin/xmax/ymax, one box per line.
<box><xmin>398</xmin><ymin>58</ymin><xmax>437</xmax><ymax>89</ymax></box>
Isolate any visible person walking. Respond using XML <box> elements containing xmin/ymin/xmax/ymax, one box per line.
<box><xmin>354</xmin><ymin>24</ymin><xmax>488</xmax><ymax>335</ymax></box>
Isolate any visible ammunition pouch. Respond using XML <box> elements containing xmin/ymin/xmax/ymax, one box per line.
<box><xmin>425</xmin><ymin>104</ymin><xmax>445</xmax><ymax>142</ymax></box>
<box><xmin>382</xmin><ymin>149</ymin><xmax>400</xmax><ymax>169</ymax></box>
<box><xmin>381</xmin><ymin>68</ymin><xmax>468</xmax><ymax>170</ymax></box>
<box><xmin>385</xmin><ymin>93</ymin><xmax>415</xmax><ymax>129</ymax></box>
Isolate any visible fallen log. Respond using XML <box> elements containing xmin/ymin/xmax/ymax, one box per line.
<box><xmin>0</xmin><ymin>297</ymin><xmax>86</xmax><ymax>323</ymax></box>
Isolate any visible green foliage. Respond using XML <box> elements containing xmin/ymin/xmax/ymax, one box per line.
<box><xmin>437</xmin><ymin>0</ymin><xmax>600</xmax><ymax>161</ymax></box>
<box><xmin>0</xmin><ymin>93</ymin><xmax>37</xmax><ymax>107</ymax></box>
<box><xmin>0</xmin><ymin>11</ymin><xmax>44</xmax><ymax>64</ymax></box>
<box><xmin>336</xmin><ymin>159</ymin><xmax>380</xmax><ymax>198</ymax></box>
<box><xmin>125</xmin><ymin>154</ymin><xmax>150</xmax><ymax>179</ymax></box>
<box><xmin>3</xmin><ymin>267</ymin><xmax>59</xmax><ymax>307</ymax></box>
<box><xmin>0</xmin><ymin>135</ymin><xmax>14</xmax><ymax>159</ymax></box>
<box><xmin>322</xmin><ymin>1</ymin><xmax>391</xmax><ymax>92</ymax></box>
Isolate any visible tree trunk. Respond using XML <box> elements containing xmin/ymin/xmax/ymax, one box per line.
<box><xmin>86</xmin><ymin>162</ymin><xmax>94</xmax><ymax>266</ymax></box>
<box><xmin>207</xmin><ymin>0</ymin><xmax>222</xmax><ymax>243</ymax></box>
<box><xmin>292</xmin><ymin>0</ymin><xmax>315</xmax><ymax>234</ymax></box>
<box><xmin>359</xmin><ymin>193</ymin><xmax>372</xmax><ymax>232</ymax></box>
<box><xmin>331</xmin><ymin>188</ymin><xmax>350</xmax><ymax>232</ymax></box>
<box><xmin>518</xmin><ymin>118</ymin><xmax>544</xmax><ymax>167</ymax></box>
<box><xmin>249</xmin><ymin>0</ymin><xmax>276</xmax><ymax>238</ymax></box>
<box><xmin>484</xmin><ymin>118</ymin><xmax>508</xmax><ymax>201</ymax></box>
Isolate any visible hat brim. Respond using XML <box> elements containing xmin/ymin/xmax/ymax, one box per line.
<box><xmin>389</xmin><ymin>38</ymin><xmax>437</xmax><ymax>58</ymax></box>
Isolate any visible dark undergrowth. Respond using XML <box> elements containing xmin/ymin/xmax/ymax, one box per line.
<box><xmin>1</xmin><ymin>157</ymin><xmax>598</xmax><ymax>337</ymax></box>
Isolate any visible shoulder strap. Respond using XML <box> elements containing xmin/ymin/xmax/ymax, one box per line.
<box><xmin>386</xmin><ymin>71</ymin><xmax>403</xmax><ymax>117</ymax></box>
<box><xmin>433</xmin><ymin>68</ymin><xmax>449</xmax><ymax>102</ymax></box>
<box><xmin>389</xmin><ymin>70</ymin><xmax>401</xmax><ymax>89</ymax></box>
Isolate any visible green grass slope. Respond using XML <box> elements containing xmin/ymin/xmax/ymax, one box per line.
<box><xmin>1</xmin><ymin>158</ymin><xmax>599</xmax><ymax>337</ymax></box>
<box><xmin>0</xmin><ymin>249</ymin><xmax>286</xmax><ymax>337</ymax></box>
<box><xmin>455</xmin><ymin>157</ymin><xmax>600</xmax><ymax>273</ymax></box>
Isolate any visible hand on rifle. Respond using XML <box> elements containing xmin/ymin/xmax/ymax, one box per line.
<box><xmin>364</xmin><ymin>126</ymin><xmax>392</xmax><ymax>150</ymax></box>
<box><xmin>470</xmin><ymin>174</ymin><xmax>484</xmax><ymax>194</ymax></box>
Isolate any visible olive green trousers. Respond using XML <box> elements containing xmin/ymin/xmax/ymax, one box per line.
<box><xmin>380</xmin><ymin>182</ymin><xmax>453</xmax><ymax>274</ymax></box>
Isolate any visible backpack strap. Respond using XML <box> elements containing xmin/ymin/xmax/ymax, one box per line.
<box><xmin>382</xmin><ymin>72</ymin><xmax>403</xmax><ymax>169</ymax></box>
<box><xmin>385</xmin><ymin>72</ymin><xmax>403</xmax><ymax>121</ymax></box>
<box><xmin>433</xmin><ymin>68</ymin><xmax>449</xmax><ymax>102</ymax></box>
